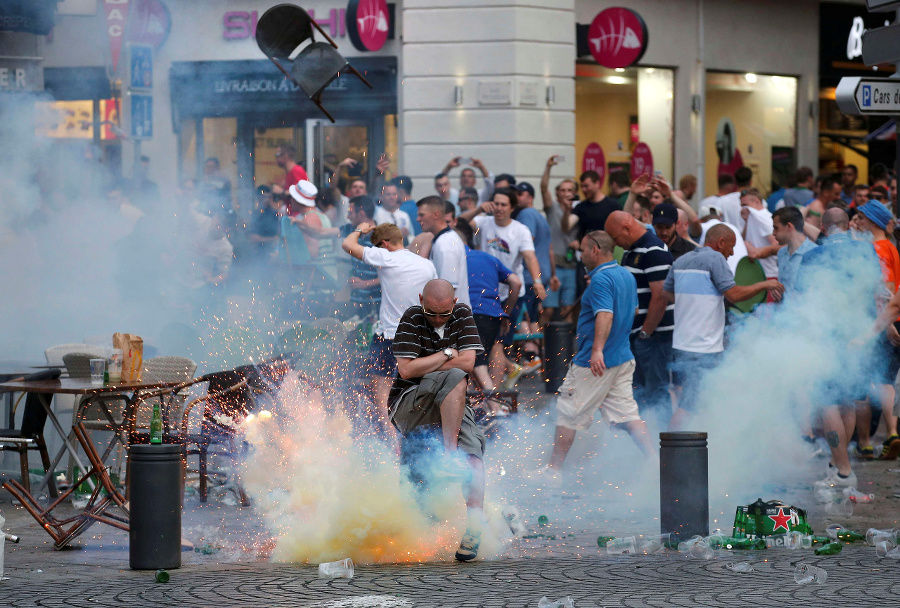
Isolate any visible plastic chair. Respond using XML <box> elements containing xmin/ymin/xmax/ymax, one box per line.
<box><xmin>0</xmin><ymin>369</ymin><xmax>62</xmax><ymax>497</ymax></box>
<box><xmin>44</xmin><ymin>343</ymin><xmax>107</xmax><ymax>367</ymax></box>
<box><xmin>255</xmin><ymin>3</ymin><xmax>372</xmax><ymax>122</ymax></box>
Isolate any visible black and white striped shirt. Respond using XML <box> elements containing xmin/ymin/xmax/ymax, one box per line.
<box><xmin>620</xmin><ymin>231</ymin><xmax>675</xmax><ymax>334</ymax></box>
<box><xmin>389</xmin><ymin>304</ymin><xmax>483</xmax><ymax>408</ymax></box>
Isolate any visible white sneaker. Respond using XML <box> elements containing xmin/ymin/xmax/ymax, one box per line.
<box><xmin>821</xmin><ymin>469</ymin><xmax>858</xmax><ymax>489</ymax></box>
<box><xmin>524</xmin><ymin>465</ymin><xmax>562</xmax><ymax>489</ymax></box>
<box><xmin>502</xmin><ymin>364</ymin><xmax>524</xmax><ymax>389</ymax></box>
<box><xmin>520</xmin><ymin>357</ymin><xmax>542</xmax><ymax>376</ymax></box>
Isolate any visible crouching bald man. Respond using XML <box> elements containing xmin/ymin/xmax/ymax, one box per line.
<box><xmin>389</xmin><ymin>279</ymin><xmax>486</xmax><ymax>561</ymax></box>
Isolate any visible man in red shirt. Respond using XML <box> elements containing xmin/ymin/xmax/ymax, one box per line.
<box><xmin>271</xmin><ymin>145</ymin><xmax>309</xmax><ymax>214</ymax></box>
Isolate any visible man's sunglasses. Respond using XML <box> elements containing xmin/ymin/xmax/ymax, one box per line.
<box><xmin>423</xmin><ymin>308</ymin><xmax>453</xmax><ymax>318</ymax></box>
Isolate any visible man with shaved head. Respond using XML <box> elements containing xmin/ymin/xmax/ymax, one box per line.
<box><xmin>664</xmin><ymin>223</ymin><xmax>784</xmax><ymax>430</ymax></box>
<box><xmin>605</xmin><ymin>210</ymin><xmax>676</xmax><ymax>426</ymax></box>
<box><xmin>389</xmin><ymin>279</ymin><xmax>486</xmax><ymax>562</ymax></box>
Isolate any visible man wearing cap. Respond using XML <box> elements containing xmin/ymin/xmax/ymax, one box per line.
<box><xmin>286</xmin><ymin>180</ymin><xmax>323</xmax><ymax>257</ymax></box>
<box><xmin>512</xmin><ymin>181</ymin><xmax>558</xmax><ymax>371</ymax></box>
<box><xmin>271</xmin><ymin>145</ymin><xmax>309</xmax><ymax>213</ymax></box>
<box><xmin>664</xmin><ymin>224</ymin><xmax>784</xmax><ymax>431</ymax></box>
<box><xmin>652</xmin><ymin>203</ymin><xmax>696</xmax><ymax>261</ymax></box>
<box><xmin>855</xmin><ymin>200</ymin><xmax>900</xmax><ymax>460</ymax></box>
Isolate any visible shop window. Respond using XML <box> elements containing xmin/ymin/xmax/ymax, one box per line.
<box><xmin>35</xmin><ymin>100</ymin><xmax>94</xmax><ymax>139</ymax></box>
<box><xmin>203</xmin><ymin>118</ymin><xmax>238</xmax><ymax>198</ymax></box>
<box><xmin>705</xmin><ymin>73</ymin><xmax>797</xmax><ymax>196</ymax></box>
<box><xmin>575</xmin><ymin>64</ymin><xmax>674</xmax><ymax>185</ymax></box>
<box><xmin>253</xmin><ymin>127</ymin><xmax>299</xmax><ymax>191</ymax></box>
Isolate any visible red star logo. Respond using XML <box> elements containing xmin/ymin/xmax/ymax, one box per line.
<box><xmin>769</xmin><ymin>507</ymin><xmax>792</xmax><ymax>532</ymax></box>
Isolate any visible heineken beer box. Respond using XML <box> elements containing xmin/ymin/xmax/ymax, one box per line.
<box><xmin>732</xmin><ymin>499</ymin><xmax>813</xmax><ymax>539</ymax></box>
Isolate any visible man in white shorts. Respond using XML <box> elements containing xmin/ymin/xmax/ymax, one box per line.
<box><xmin>529</xmin><ymin>230</ymin><xmax>655</xmax><ymax>486</ymax></box>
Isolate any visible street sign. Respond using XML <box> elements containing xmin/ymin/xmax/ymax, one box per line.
<box><xmin>130</xmin><ymin>93</ymin><xmax>153</xmax><ymax>139</ymax></box>
<box><xmin>836</xmin><ymin>77</ymin><xmax>900</xmax><ymax>115</ymax></box>
<box><xmin>866</xmin><ymin>0</ymin><xmax>900</xmax><ymax>12</ymax></box>
<box><xmin>862</xmin><ymin>23</ymin><xmax>900</xmax><ymax>65</ymax></box>
<box><xmin>129</xmin><ymin>44</ymin><xmax>153</xmax><ymax>90</ymax></box>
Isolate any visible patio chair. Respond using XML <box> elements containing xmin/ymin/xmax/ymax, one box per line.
<box><xmin>44</xmin><ymin>343</ymin><xmax>107</xmax><ymax>367</ymax></box>
<box><xmin>255</xmin><ymin>4</ymin><xmax>372</xmax><ymax>122</ymax></box>
<box><xmin>2</xmin><ymin>423</ymin><xmax>128</xmax><ymax>550</ymax></box>
<box><xmin>127</xmin><ymin>356</ymin><xmax>197</xmax><ymax>442</ymax></box>
<box><xmin>0</xmin><ymin>369</ymin><xmax>62</xmax><ymax>497</ymax></box>
<box><xmin>64</xmin><ymin>354</ymin><xmax>130</xmax><ymax>464</ymax></box>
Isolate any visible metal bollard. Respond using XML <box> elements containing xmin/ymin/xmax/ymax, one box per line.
<box><xmin>129</xmin><ymin>444</ymin><xmax>182</xmax><ymax>570</ymax></box>
<box><xmin>544</xmin><ymin>322</ymin><xmax>575</xmax><ymax>393</ymax></box>
<box><xmin>659</xmin><ymin>432</ymin><xmax>709</xmax><ymax>542</ymax></box>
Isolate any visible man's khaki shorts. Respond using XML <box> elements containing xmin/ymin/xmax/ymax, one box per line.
<box><xmin>556</xmin><ymin>360</ymin><xmax>642</xmax><ymax>430</ymax></box>
<box><xmin>390</xmin><ymin>368</ymin><xmax>486</xmax><ymax>460</ymax></box>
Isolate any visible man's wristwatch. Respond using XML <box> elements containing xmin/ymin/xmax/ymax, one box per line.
<box><xmin>443</xmin><ymin>348</ymin><xmax>455</xmax><ymax>359</ymax></box>
<box><xmin>638</xmin><ymin>330</ymin><xmax>651</xmax><ymax>340</ymax></box>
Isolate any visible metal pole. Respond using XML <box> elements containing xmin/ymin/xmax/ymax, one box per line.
<box><xmin>894</xmin><ymin>8</ymin><xmax>900</xmax><ymax>215</ymax></box>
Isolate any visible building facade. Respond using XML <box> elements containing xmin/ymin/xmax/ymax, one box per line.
<box><xmin>28</xmin><ymin>0</ymin><xmax>834</xmax><ymax>210</ymax></box>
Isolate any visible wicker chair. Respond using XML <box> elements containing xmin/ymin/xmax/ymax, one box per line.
<box><xmin>128</xmin><ymin>356</ymin><xmax>198</xmax><ymax>440</ymax></box>
<box><xmin>45</xmin><ymin>344</ymin><xmax>108</xmax><ymax>367</ymax></box>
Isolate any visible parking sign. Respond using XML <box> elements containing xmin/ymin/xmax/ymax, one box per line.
<box><xmin>130</xmin><ymin>93</ymin><xmax>152</xmax><ymax>140</ymax></box>
<box><xmin>862</xmin><ymin>85</ymin><xmax>872</xmax><ymax>108</ymax></box>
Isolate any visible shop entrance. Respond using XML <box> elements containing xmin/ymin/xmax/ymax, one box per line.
<box><xmin>305</xmin><ymin>119</ymin><xmax>370</xmax><ymax>189</ymax></box>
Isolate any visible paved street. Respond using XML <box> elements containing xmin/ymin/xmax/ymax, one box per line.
<box><xmin>1</xmin><ymin>378</ymin><xmax>899</xmax><ymax>607</ymax></box>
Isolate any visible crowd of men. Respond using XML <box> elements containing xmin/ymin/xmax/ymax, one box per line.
<box><xmin>107</xmin><ymin>145</ymin><xmax>900</xmax><ymax>561</ymax></box>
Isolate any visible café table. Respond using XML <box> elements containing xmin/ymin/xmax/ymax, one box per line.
<box><xmin>0</xmin><ymin>378</ymin><xmax>186</xmax><ymax>495</ymax></box>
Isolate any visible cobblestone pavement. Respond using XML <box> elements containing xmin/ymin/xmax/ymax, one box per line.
<box><xmin>1</xmin><ymin>377</ymin><xmax>899</xmax><ymax>607</ymax></box>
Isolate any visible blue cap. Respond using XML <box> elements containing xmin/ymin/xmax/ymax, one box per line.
<box><xmin>858</xmin><ymin>200</ymin><xmax>892</xmax><ymax>230</ymax></box>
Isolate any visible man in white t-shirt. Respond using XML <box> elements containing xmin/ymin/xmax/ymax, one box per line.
<box><xmin>739</xmin><ymin>188</ymin><xmax>779</xmax><ymax>279</ymax></box>
<box><xmin>374</xmin><ymin>182</ymin><xmax>413</xmax><ymax>242</ymax></box>
<box><xmin>698</xmin><ymin>174</ymin><xmax>736</xmax><ymax>219</ymax></box>
<box><xmin>663</xmin><ymin>224</ymin><xmax>784</xmax><ymax>431</ymax></box>
<box><xmin>460</xmin><ymin>187</ymin><xmax>546</xmax><ymax>386</ymax></box>
<box><xmin>416</xmin><ymin>196</ymin><xmax>471</xmax><ymax>305</ymax></box>
<box><xmin>717</xmin><ymin>167</ymin><xmax>753</xmax><ymax>229</ymax></box>
<box><xmin>698</xmin><ymin>218</ymin><xmax>749</xmax><ymax>276</ymax></box>
<box><xmin>343</xmin><ymin>222</ymin><xmax>438</xmax><ymax>432</ymax></box>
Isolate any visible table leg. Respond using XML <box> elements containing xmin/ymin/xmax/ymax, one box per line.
<box><xmin>35</xmin><ymin>394</ymin><xmax>91</xmax><ymax>495</ymax></box>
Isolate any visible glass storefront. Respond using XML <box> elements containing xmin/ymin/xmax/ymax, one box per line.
<box><xmin>705</xmin><ymin>72</ymin><xmax>797</xmax><ymax>196</ymax></box>
<box><xmin>575</xmin><ymin>63</ymin><xmax>674</xmax><ymax>184</ymax></box>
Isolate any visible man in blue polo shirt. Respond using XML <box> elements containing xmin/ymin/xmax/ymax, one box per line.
<box><xmin>528</xmin><ymin>230</ymin><xmax>655</xmax><ymax>486</ymax></box>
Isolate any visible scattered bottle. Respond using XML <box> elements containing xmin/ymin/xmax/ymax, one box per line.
<box><xmin>155</xmin><ymin>569</ymin><xmax>169</xmax><ymax>583</ymax></box>
<box><xmin>537</xmin><ymin>515</ymin><xmax>550</xmax><ymax>527</ymax></box>
<box><xmin>538</xmin><ymin>597</ymin><xmax>574</xmax><ymax>608</ymax></box>
<box><xmin>866</xmin><ymin>528</ymin><xmax>899</xmax><ymax>546</ymax></box>
<box><xmin>794</xmin><ymin>563</ymin><xmax>827</xmax><ymax>584</ymax></box>
<box><xmin>844</xmin><ymin>487</ymin><xmax>875</xmax><ymax>503</ymax></box>
<box><xmin>501</xmin><ymin>506</ymin><xmax>527</xmax><ymax>537</ymax></box>
<box><xmin>150</xmin><ymin>403</ymin><xmax>163</xmax><ymax>444</ymax></box>
<box><xmin>596</xmin><ymin>535</ymin><xmax>615</xmax><ymax>548</ymax></box>
<box><xmin>814</xmin><ymin>542</ymin><xmax>843</xmax><ymax>556</ymax></box>
<box><xmin>835</xmin><ymin>529</ymin><xmax>865</xmax><ymax>542</ymax></box>
<box><xmin>605</xmin><ymin>536</ymin><xmax>636</xmax><ymax>555</ymax></box>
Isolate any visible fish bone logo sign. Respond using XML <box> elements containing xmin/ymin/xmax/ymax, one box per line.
<box><xmin>587</xmin><ymin>7</ymin><xmax>649</xmax><ymax>69</ymax></box>
<box><xmin>347</xmin><ymin>0</ymin><xmax>389</xmax><ymax>52</ymax></box>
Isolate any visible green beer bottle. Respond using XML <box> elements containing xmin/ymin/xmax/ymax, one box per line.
<box><xmin>836</xmin><ymin>530</ymin><xmax>865</xmax><ymax>542</ymax></box>
<box><xmin>150</xmin><ymin>403</ymin><xmax>163</xmax><ymax>444</ymax></box>
<box><xmin>814</xmin><ymin>542</ymin><xmax>842</xmax><ymax>555</ymax></box>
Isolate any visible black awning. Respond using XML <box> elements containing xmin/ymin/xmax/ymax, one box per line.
<box><xmin>43</xmin><ymin>67</ymin><xmax>111</xmax><ymax>101</ymax></box>
<box><xmin>169</xmin><ymin>56</ymin><xmax>397</xmax><ymax>119</ymax></box>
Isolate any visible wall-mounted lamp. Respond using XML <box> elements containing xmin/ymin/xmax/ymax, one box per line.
<box><xmin>454</xmin><ymin>85</ymin><xmax>463</xmax><ymax>106</ymax></box>
<box><xmin>691</xmin><ymin>94</ymin><xmax>702</xmax><ymax>115</ymax></box>
<box><xmin>546</xmin><ymin>85</ymin><xmax>555</xmax><ymax>105</ymax></box>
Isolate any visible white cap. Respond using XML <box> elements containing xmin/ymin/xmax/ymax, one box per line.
<box><xmin>289</xmin><ymin>180</ymin><xmax>318</xmax><ymax>207</ymax></box>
